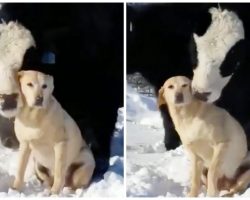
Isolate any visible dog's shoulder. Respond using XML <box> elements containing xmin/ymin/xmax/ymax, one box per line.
<box><xmin>49</xmin><ymin>96</ymin><xmax>81</xmax><ymax>133</ymax></box>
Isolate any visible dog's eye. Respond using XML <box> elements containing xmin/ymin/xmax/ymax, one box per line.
<box><xmin>42</xmin><ymin>84</ymin><xmax>47</xmax><ymax>89</ymax></box>
<box><xmin>27</xmin><ymin>83</ymin><xmax>33</xmax><ymax>87</ymax></box>
<box><xmin>182</xmin><ymin>84</ymin><xmax>188</xmax><ymax>88</ymax></box>
<box><xmin>168</xmin><ymin>85</ymin><xmax>174</xmax><ymax>89</ymax></box>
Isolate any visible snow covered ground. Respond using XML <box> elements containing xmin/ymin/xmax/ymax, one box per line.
<box><xmin>126</xmin><ymin>84</ymin><xmax>250</xmax><ymax>197</ymax></box>
<box><xmin>0</xmin><ymin>108</ymin><xmax>124</xmax><ymax>197</ymax></box>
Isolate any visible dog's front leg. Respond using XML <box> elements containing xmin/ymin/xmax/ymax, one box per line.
<box><xmin>12</xmin><ymin>142</ymin><xmax>31</xmax><ymax>191</ymax></box>
<box><xmin>51</xmin><ymin>141</ymin><xmax>66</xmax><ymax>194</ymax></box>
<box><xmin>207</xmin><ymin>143</ymin><xmax>226</xmax><ymax>197</ymax></box>
<box><xmin>187</xmin><ymin>151</ymin><xmax>203</xmax><ymax>197</ymax></box>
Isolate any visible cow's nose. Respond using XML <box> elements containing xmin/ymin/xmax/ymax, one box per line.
<box><xmin>193</xmin><ymin>91</ymin><xmax>211</xmax><ymax>102</ymax></box>
<box><xmin>1</xmin><ymin>93</ymin><xmax>18</xmax><ymax>111</ymax></box>
<box><xmin>35</xmin><ymin>96</ymin><xmax>43</xmax><ymax>106</ymax></box>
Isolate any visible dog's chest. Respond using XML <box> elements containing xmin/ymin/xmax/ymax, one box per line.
<box><xmin>176</xmin><ymin>117</ymin><xmax>211</xmax><ymax>143</ymax></box>
<box><xmin>15</xmin><ymin>116</ymin><xmax>55</xmax><ymax>168</ymax></box>
<box><xmin>15</xmin><ymin>108</ymin><xmax>52</xmax><ymax>141</ymax></box>
<box><xmin>14</xmin><ymin>117</ymin><xmax>47</xmax><ymax>141</ymax></box>
<box><xmin>15</xmin><ymin>106</ymin><xmax>58</xmax><ymax>141</ymax></box>
<box><xmin>31</xmin><ymin>141</ymin><xmax>55</xmax><ymax>169</ymax></box>
<box><xmin>176</xmin><ymin>117</ymin><xmax>219</xmax><ymax>166</ymax></box>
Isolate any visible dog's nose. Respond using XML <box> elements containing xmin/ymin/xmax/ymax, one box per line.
<box><xmin>35</xmin><ymin>96</ymin><xmax>43</xmax><ymax>106</ymax></box>
<box><xmin>1</xmin><ymin>93</ymin><xmax>18</xmax><ymax>111</ymax></box>
<box><xmin>193</xmin><ymin>91</ymin><xmax>211</xmax><ymax>102</ymax></box>
<box><xmin>175</xmin><ymin>93</ymin><xmax>184</xmax><ymax>104</ymax></box>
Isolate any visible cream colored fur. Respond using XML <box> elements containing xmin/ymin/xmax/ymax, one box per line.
<box><xmin>158</xmin><ymin>76</ymin><xmax>250</xmax><ymax>197</ymax></box>
<box><xmin>12</xmin><ymin>70</ymin><xmax>95</xmax><ymax>194</ymax></box>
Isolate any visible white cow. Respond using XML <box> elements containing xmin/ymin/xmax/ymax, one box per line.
<box><xmin>192</xmin><ymin>7</ymin><xmax>244</xmax><ymax>102</ymax></box>
<box><xmin>0</xmin><ymin>21</ymin><xmax>35</xmax><ymax>148</ymax></box>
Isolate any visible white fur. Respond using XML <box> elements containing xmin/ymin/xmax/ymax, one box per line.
<box><xmin>192</xmin><ymin>7</ymin><xmax>244</xmax><ymax>102</ymax></box>
<box><xmin>0</xmin><ymin>21</ymin><xmax>35</xmax><ymax>118</ymax></box>
<box><xmin>0</xmin><ymin>108</ymin><xmax>18</xmax><ymax>119</ymax></box>
<box><xmin>0</xmin><ymin>69</ymin><xmax>19</xmax><ymax>94</ymax></box>
<box><xmin>0</xmin><ymin>21</ymin><xmax>35</xmax><ymax>70</ymax></box>
<box><xmin>0</xmin><ymin>69</ymin><xmax>23</xmax><ymax>118</ymax></box>
<box><xmin>0</xmin><ymin>21</ymin><xmax>35</xmax><ymax>94</ymax></box>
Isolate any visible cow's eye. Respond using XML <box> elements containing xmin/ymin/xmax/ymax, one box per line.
<box><xmin>182</xmin><ymin>84</ymin><xmax>188</xmax><ymax>88</ymax></box>
<box><xmin>42</xmin><ymin>84</ymin><xmax>47</xmax><ymax>89</ymax></box>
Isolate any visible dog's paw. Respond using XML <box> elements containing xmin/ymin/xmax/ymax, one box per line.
<box><xmin>50</xmin><ymin>186</ymin><xmax>61</xmax><ymax>195</ymax></box>
<box><xmin>11</xmin><ymin>179</ymin><xmax>23</xmax><ymax>191</ymax></box>
<box><xmin>37</xmin><ymin>189</ymin><xmax>51</xmax><ymax>197</ymax></box>
<box><xmin>50</xmin><ymin>193</ymin><xmax>60</xmax><ymax>197</ymax></box>
<box><xmin>187</xmin><ymin>191</ymin><xmax>198</xmax><ymax>197</ymax></box>
<box><xmin>186</xmin><ymin>187</ymin><xmax>200</xmax><ymax>197</ymax></box>
<box><xmin>49</xmin><ymin>189</ymin><xmax>60</xmax><ymax>197</ymax></box>
<box><xmin>221</xmin><ymin>190</ymin><xmax>235</xmax><ymax>197</ymax></box>
<box><xmin>8</xmin><ymin>187</ymin><xmax>21</xmax><ymax>196</ymax></box>
<box><xmin>206</xmin><ymin>190</ymin><xmax>219</xmax><ymax>197</ymax></box>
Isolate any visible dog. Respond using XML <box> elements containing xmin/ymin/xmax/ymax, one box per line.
<box><xmin>12</xmin><ymin>70</ymin><xmax>95</xmax><ymax>194</ymax></box>
<box><xmin>158</xmin><ymin>76</ymin><xmax>250</xmax><ymax>197</ymax></box>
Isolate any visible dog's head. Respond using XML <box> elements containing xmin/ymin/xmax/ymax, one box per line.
<box><xmin>158</xmin><ymin>76</ymin><xmax>193</xmax><ymax>107</ymax></box>
<box><xmin>18</xmin><ymin>70</ymin><xmax>54</xmax><ymax>109</ymax></box>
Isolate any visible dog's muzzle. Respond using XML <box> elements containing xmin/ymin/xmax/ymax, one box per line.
<box><xmin>175</xmin><ymin>93</ymin><xmax>184</xmax><ymax>104</ymax></box>
<box><xmin>0</xmin><ymin>93</ymin><xmax>18</xmax><ymax>111</ymax></box>
<box><xmin>35</xmin><ymin>96</ymin><xmax>43</xmax><ymax>106</ymax></box>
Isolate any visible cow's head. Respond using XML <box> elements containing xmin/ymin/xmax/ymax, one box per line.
<box><xmin>0</xmin><ymin>21</ymin><xmax>35</xmax><ymax>118</ymax></box>
<box><xmin>192</xmin><ymin>7</ymin><xmax>245</xmax><ymax>102</ymax></box>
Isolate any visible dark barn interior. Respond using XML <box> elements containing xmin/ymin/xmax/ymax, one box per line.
<box><xmin>127</xmin><ymin>3</ymin><xmax>250</xmax><ymax>89</ymax></box>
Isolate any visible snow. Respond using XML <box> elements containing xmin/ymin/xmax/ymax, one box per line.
<box><xmin>0</xmin><ymin>108</ymin><xmax>124</xmax><ymax>197</ymax></box>
<box><xmin>126</xmin><ymin>84</ymin><xmax>250</xmax><ymax>197</ymax></box>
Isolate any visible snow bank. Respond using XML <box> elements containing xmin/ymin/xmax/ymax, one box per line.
<box><xmin>127</xmin><ymin>85</ymin><xmax>163</xmax><ymax>129</ymax></box>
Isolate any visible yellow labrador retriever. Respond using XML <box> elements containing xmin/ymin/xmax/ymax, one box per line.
<box><xmin>12</xmin><ymin>70</ymin><xmax>95</xmax><ymax>194</ymax></box>
<box><xmin>158</xmin><ymin>76</ymin><xmax>250</xmax><ymax>197</ymax></box>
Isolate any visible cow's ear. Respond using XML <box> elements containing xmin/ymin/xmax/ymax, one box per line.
<box><xmin>158</xmin><ymin>87</ymin><xmax>166</xmax><ymax>107</ymax></box>
<box><xmin>193</xmin><ymin>33</ymin><xmax>200</xmax><ymax>43</ymax></box>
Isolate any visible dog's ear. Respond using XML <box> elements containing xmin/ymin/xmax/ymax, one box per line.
<box><xmin>16</xmin><ymin>70</ymin><xmax>24</xmax><ymax>107</ymax></box>
<box><xmin>46</xmin><ymin>74</ymin><xmax>54</xmax><ymax>83</ymax></box>
<box><xmin>157</xmin><ymin>86</ymin><xmax>166</xmax><ymax>107</ymax></box>
<box><xmin>46</xmin><ymin>74</ymin><xmax>54</xmax><ymax>92</ymax></box>
<box><xmin>17</xmin><ymin>70</ymin><xmax>24</xmax><ymax>79</ymax></box>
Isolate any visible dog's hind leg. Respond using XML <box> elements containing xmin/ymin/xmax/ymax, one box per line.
<box><xmin>71</xmin><ymin>162</ymin><xmax>95</xmax><ymax>189</ymax></box>
<box><xmin>35</xmin><ymin>162</ymin><xmax>53</xmax><ymax>187</ymax></box>
<box><xmin>222</xmin><ymin>168</ymin><xmax>250</xmax><ymax>197</ymax></box>
<box><xmin>68</xmin><ymin>147</ymin><xmax>95</xmax><ymax>189</ymax></box>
